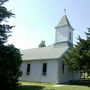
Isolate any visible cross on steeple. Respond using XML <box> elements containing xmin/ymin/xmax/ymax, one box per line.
<box><xmin>64</xmin><ymin>9</ymin><xmax>66</xmax><ymax>15</ymax></box>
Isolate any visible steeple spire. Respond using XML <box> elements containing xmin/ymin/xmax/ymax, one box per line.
<box><xmin>55</xmin><ymin>14</ymin><xmax>74</xmax><ymax>30</ymax></box>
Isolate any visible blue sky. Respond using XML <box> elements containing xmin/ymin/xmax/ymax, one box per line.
<box><xmin>4</xmin><ymin>0</ymin><xmax>90</xmax><ymax>50</ymax></box>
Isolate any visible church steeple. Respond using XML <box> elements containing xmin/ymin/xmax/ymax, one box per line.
<box><xmin>55</xmin><ymin>15</ymin><xmax>74</xmax><ymax>30</ymax></box>
<box><xmin>55</xmin><ymin>14</ymin><xmax>74</xmax><ymax>45</ymax></box>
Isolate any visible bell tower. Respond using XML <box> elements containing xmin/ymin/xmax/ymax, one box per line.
<box><xmin>55</xmin><ymin>14</ymin><xmax>74</xmax><ymax>45</ymax></box>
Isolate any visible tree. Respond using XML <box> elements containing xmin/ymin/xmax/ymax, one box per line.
<box><xmin>85</xmin><ymin>28</ymin><xmax>90</xmax><ymax>76</ymax></box>
<box><xmin>0</xmin><ymin>0</ymin><xmax>22</xmax><ymax>89</ymax></box>
<box><xmin>0</xmin><ymin>0</ymin><xmax>14</xmax><ymax>45</ymax></box>
<box><xmin>63</xmin><ymin>28</ymin><xmax>90</xmax><ymax>79</ymax></box>
<box><xmin>63</xmin><ymin>47</ymin><xmax>80</xmax><ymax>79</ymax></box>
<box><xmin>0</xmin><ymin>0</ymin><xmax>8</xmax><ymax>5</ymax></box>
<box><xmin>0</xmin><ymin>45</ymin><xmax>22</xmax><ymax>88</ymax></box>
<box><xmin>39</xmin><ymin>40</ymin><xmax>46</xmax><ymax>47</ymax></box>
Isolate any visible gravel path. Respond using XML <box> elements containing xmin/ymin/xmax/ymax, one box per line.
<box><xmin>21</xmin><ymin>83</ymin><xmax>64</xmax><ymax>87</ymax></box>
<box><xmin>52</xmin><ymin>84</ymin><xmax>64</xmax><ymax>87</ymax></box>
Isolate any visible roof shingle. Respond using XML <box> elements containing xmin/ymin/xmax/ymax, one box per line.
<box><xmin>21</xmin><ymin>43</ymin><xmax>69</xmax><ymax>61</ymax></box>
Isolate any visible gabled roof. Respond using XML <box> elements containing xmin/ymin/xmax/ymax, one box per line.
<box><xmin>55</xmin><ymin>15</ymin><xmax>74</xmax><ymax>30</ymax></box>
<box><xmin>21</xmin><ymin>43</ymin><xmax>69</xmax><ymax>61</ymax></box>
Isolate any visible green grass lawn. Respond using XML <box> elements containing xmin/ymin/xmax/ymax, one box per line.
<box><xmin>19</xmin><ymin>81</ymin><xmax>54</xmax><ymax>86</ymax></box>
<box><xmin>14</xmin><ymin>81</ymin><xmax>90</xmax><ymax>90</ymax></box>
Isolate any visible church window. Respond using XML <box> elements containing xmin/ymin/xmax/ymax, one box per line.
<box><xmin>42</xmin><ymin>63</ymin><xmax>47</xmax><ymax>76</ymax></box>
<box><xmin>62</xmin><ymin>61</ymin><xmax>64</xmax><ymax>73</ymax></box>
<box><xmin>26</xmin><ymin>64</ymin><xmax>31</xmax><ymax>75</ymax></box>
<box><xmin>69</xmin><ymin>32</ymin><xmax>71</xmax><ymax>40</ymax></box>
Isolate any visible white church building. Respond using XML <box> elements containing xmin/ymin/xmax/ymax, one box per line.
<box><xmin>20</xmin><ymin>14</ymin><xmax>80</xmax><ymax>83</ymax></box>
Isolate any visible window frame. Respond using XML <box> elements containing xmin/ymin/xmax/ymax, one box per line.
<box><xmin>62</xmin><ymin>61</ymin><xmax>64</xmax><ymax>74</ymax></box>
<box><xmin>42</xmin><ymin>63</ymin><xmax>47</xmax><ymax>76</ymax></box>
<box><xmin>26</xmin><ymin>64</ymin><xmax>31</xmax><ymax>75</ymax></box>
